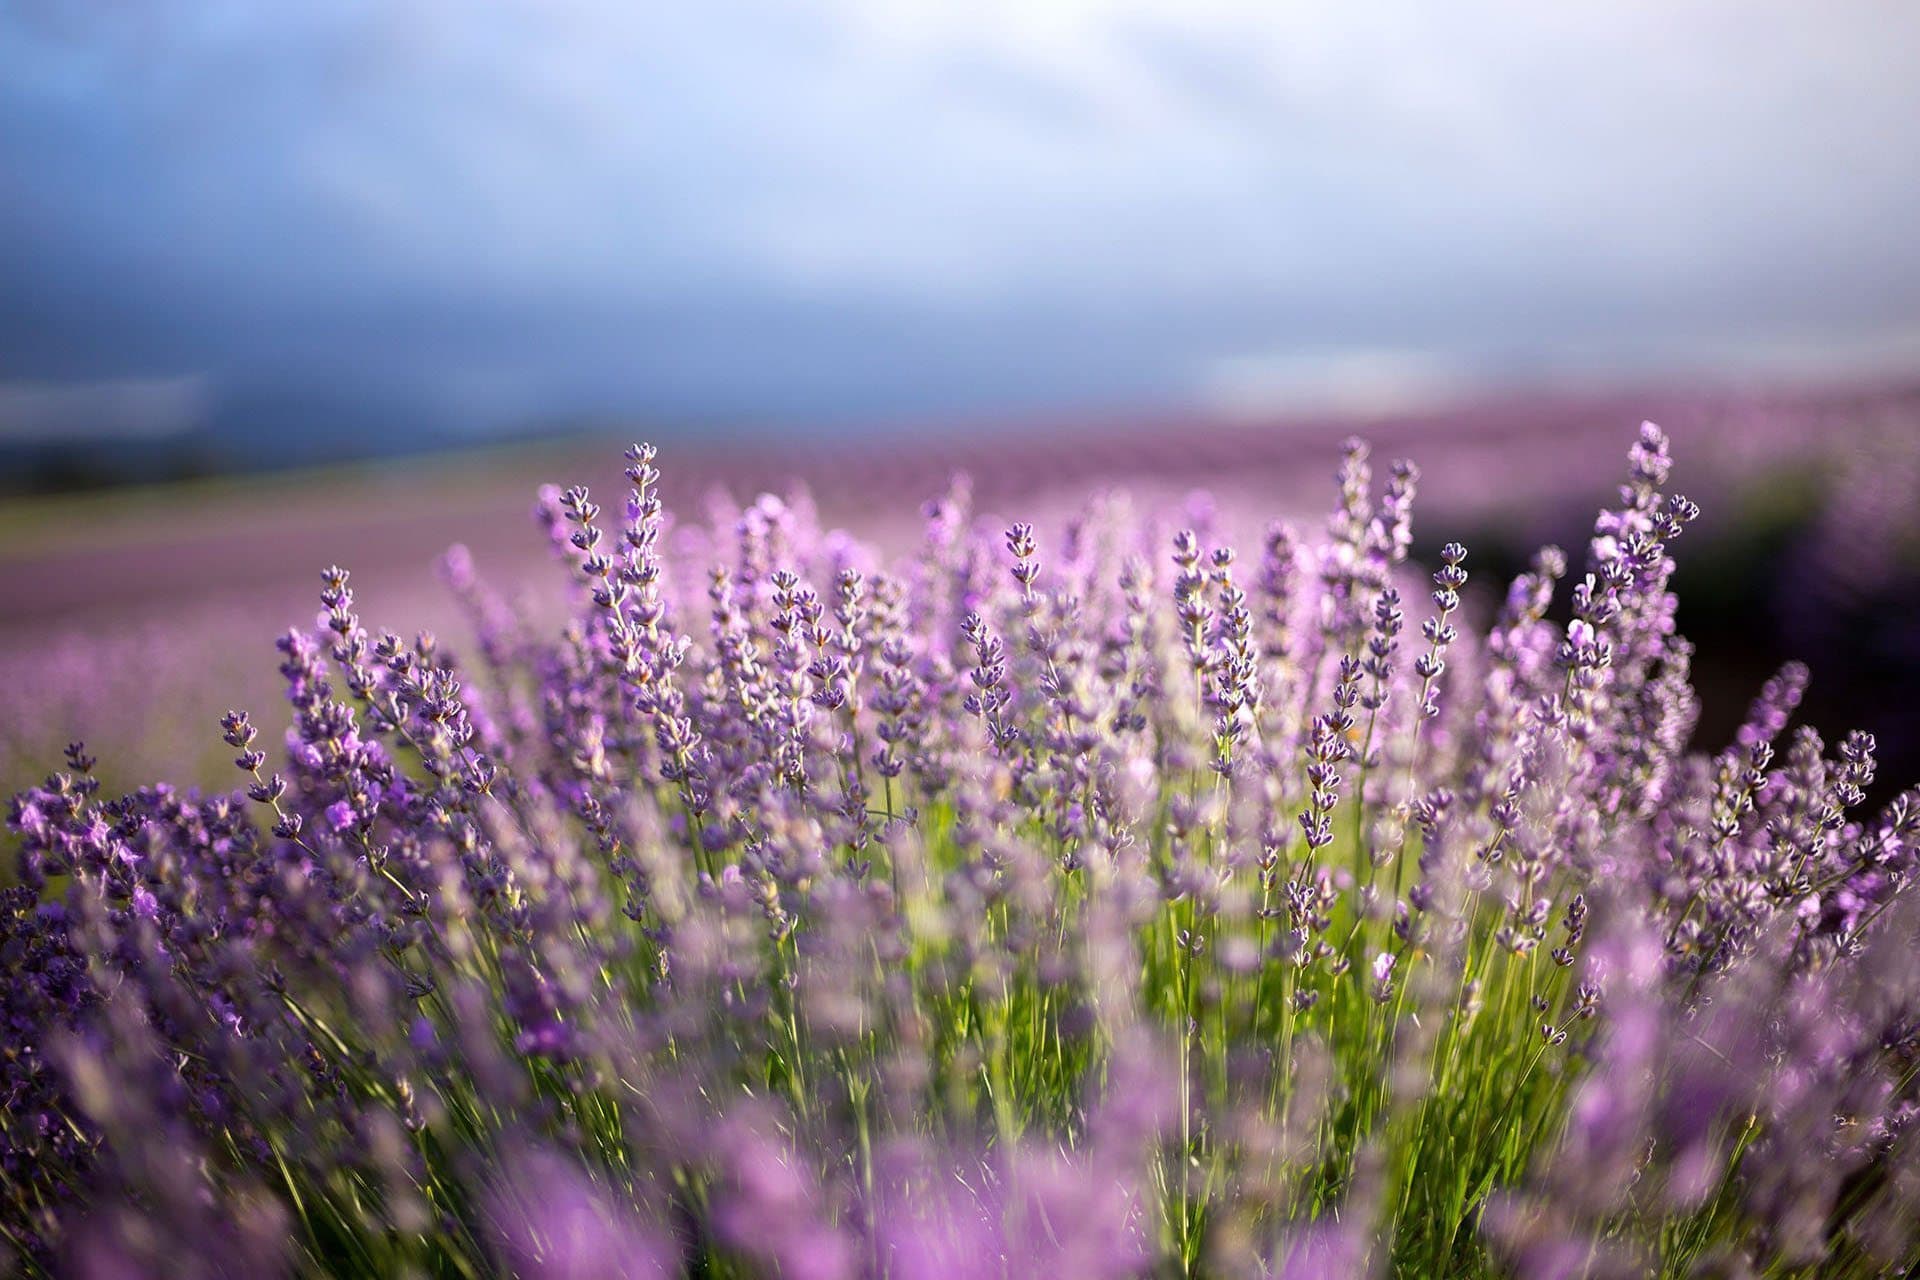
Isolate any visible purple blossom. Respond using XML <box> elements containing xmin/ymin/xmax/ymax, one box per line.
<box><xmin>2</xmin><ymin>425</ymin><xmax>1917</xmax><ymax>1278</ymax></box>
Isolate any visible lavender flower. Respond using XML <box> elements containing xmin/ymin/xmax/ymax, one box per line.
<box><xmin>3</xmin><ymin>425</ymin><xmax>1917</xmax><ymax>1280</ymax></box>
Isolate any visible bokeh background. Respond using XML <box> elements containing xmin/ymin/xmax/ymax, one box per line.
<box><xmin>3</xmin><ymin>1</ymin><xmax>1918</xmax><ymax>798</ymax></box>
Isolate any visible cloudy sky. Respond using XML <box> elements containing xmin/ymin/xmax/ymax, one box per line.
<box><xmin>3</xmin><ymin>0</ymin><xmax>1919</xmax><ymax>450</ymax></box>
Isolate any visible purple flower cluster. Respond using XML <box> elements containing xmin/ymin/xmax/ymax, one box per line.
<box><xmin>5</xmin><ymin>423</ymin><xmax>1919</xmax><ymax>1277</ymax></box>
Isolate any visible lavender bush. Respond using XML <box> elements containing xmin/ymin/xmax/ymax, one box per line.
<box><xmin>6</xmin><ymin>426</ymin><xmax>1918</xmax><ymax>1278</ymax></box>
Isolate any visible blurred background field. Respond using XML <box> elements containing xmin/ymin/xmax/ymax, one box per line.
<box><xmin>3</xmin><ymin>2</ymin><xmax>1919</xmax><ymax>801</ymax></box>
<box><xmin>5</xmin><ymin>385</ymin><xmax>1918</xmax><ymax>805</ymax></box>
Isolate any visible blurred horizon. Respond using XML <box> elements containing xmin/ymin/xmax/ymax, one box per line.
<box><xmin>5</xmin><ymin>1</ymin><xmax>1920</xmax><ymax>491</ymax></box>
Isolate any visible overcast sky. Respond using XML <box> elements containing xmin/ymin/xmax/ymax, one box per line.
<box><xmin>3</xmin><ymin>0</ymin><xmax>1919</xmax><ymax>447</ymax></box>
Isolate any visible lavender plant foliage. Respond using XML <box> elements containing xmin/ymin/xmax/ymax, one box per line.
<box><xmin>5</xmin><ymin>425</ymin><xmax>1919</xmax><ymax>1279</ymax></box>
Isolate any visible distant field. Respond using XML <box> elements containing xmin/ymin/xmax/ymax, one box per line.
<box><xmin>6</xmin><ymin>384</ymin><xmax>1902</xmax><ymax>620</ymax></box>
<box><xmin>3</xmin><ymin>382</ymin><xmax>1915</xmax><ymax>796</ymax></box>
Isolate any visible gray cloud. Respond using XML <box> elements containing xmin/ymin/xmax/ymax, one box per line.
<box><xmin>0</xmin><ymin>376</ymin><xmax>210</xmax><ymax>442</ymax></box>
<box><xmin>3</xmin><ymin>1</ymin><xmax>1918</xmax><ymax>443</ymax></box>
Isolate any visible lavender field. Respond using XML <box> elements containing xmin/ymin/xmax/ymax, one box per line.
<box><xmin>13</xmin><ymin>0</ymin><xmax>1920</xmax><ymax>1272</ymax></box>
<box><xmin>5</xmin><ymin>406</ymin><xmax>1920</xmax><ymax>1278</ymax></box>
